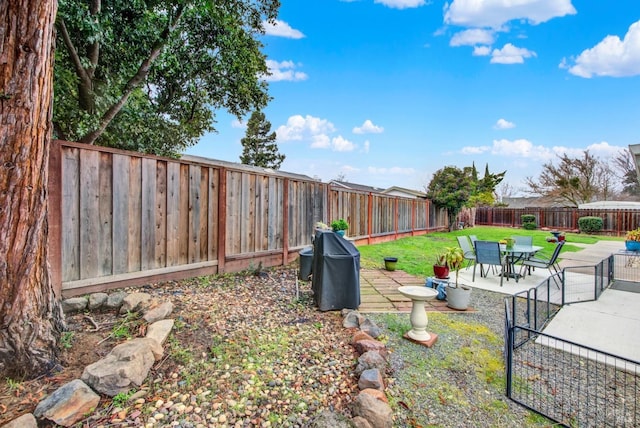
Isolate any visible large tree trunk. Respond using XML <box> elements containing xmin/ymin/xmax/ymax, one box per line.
<box><xmin>0</xmin><ymin>0</ymin><xmax>65</xmax><ymax>378</ymax></box>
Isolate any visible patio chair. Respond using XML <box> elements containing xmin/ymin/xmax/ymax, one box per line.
<box><xmin>456</xmin><ymin>236</ymin><xmax>476</xmax><ymax>269</ymax></box>
<box><xmin>473</xmin><ymin>241</ymin><xmax>508</xmax><ymax>286</ymax></box>
<box><xmin>512</xmin><ymin>236</ymin><xmax>533</xmax><ymax>246</ymax></box>
<box><xmin>520</xmin><ymin>241</ymin><xmax>565</xmax><ymax>287</ymax></box>
<box><xmin>469</xmin><ymin>235</ymin><xmax>478</xmax><ymax>245</ymax></box>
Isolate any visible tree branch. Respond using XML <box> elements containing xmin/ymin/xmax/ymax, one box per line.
<box><xmin>80</xmin><ymin>5</ymin><xmax>185</xmax><ymax>145</ymax></box>
<box><xmin>56</xmin><ymin>17</ymin><xmax>95</xmax><ymax>113</ymax></box>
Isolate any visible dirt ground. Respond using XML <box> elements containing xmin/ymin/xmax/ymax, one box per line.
<box><xmin>0</xmin><ymin>267</ymin><xmax>359</xmax><ymax>426</ymax></box>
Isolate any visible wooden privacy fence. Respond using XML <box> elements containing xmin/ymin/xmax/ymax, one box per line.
<box><xmin>49</xmin><ymin>141</ymin><xmax>447</xmax><ymax>297</ymax></box>
<box><xmin>476</xmin><ymin>207</ymin><xmax>640</xmax><ymax>235</ymax></box>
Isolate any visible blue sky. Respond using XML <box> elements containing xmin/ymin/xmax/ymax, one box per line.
<box><xmin>185</xmin><ymin>0</ymin><xmax>640</xmax><ymax>195</ymax></box>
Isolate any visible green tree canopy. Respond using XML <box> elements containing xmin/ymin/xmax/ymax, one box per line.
<box><xmin>54</xmin><ymin>0</ymin><xmax>279</xmax><ymax>157</ymax></box>
<box><xmin>426</xmin><ymin>166</ymin><xmax>472</xmax><ymax>230</ymax></box>
<box><xmin>239</xmin><ymin>110</ymin><xmax>285</xmax><ymax>169</ymax></box>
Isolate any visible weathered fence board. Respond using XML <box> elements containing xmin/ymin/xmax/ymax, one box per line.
<box><xmin>476</xmin><ymin>207</ymin><xmax>640</xmax><ymax>236</ymax></box>
<box><xmin>52</xmin><ymin>141</ymin><xmax>445</xmax><ymax>296</ymax></box>
<box><xmin>61</xmin><ymin>148</ymin><xmax>80</xmax><ymax>282</ymax></box>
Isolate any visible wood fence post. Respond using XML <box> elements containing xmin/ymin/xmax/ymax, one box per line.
<box><xmin>367</xmin><ymin>192</ymin><xmax>373</xmax><ymax>244</ymax></box>
<box><xmin>282</xmin><ymin>178</ymin><xmax>289</xmax><ymax>265</ymax></box>
<box><xmin>217</xmin><ymin>167</ymin><xmax>227</xmax><ymax>273</ymax></box>
<box><xmin>48</xmin><ymin>140</ymin><xmax>62</xmax><ymax>298</ymax></box>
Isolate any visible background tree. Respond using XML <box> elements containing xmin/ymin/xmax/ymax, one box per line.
<box><xmin>239</xmin><ymin>110</ymin><xmax>285</xmax><ymax>169</ymax></box>
<box><xmin>426</xmin><ymin>166</ymin><xmax>472</xmax><ymax>231</ymax></box>
<box><xmin>54</xmin><ymin>0</ymin><xmax>279</xmax><ymax>156</ymax></box>
<box><xmin>1</xmin><ymin>0</ymin><xmax>66</xmax><ymax>378</ymax></box>
<box><xmin>467</xmin><ymin>163</ymin><xmax>505</xmax><ymax>207</ymax></box>
<box><xmin>614</xmin><ymin>148</ymin><xmax>640</xmax><ymax>197</ymax></box>
<box><xmin>525</xmin><ymin>151</ymin><xmax>616</xmax><ymax>207</ymax></box>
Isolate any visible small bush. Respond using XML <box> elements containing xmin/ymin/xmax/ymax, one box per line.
<box><xmin>521</xmin><ymin>214</ymin><xmax>536</xmax><ymax>223</ymax></box>
<box><xmin>521</xmin><ymin>214</ymin><xmax>536</xmax><ymax>230</ymax></box>
<box><xmin>578</xmin><ymin>216</ymin><xmax>603</xmax><ymax>233</ymax></box>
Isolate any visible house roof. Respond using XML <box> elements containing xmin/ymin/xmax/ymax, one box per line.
<box><xmin>579</xmin><ymin>201</ymin><xmax>640</xmax><ymax>209</ymax></box>
<box><xmin>381</xmin><ymin>186</ymin><xmax>427</xmax><ymax>198</ymax></box>
<box><xmin>329</xmin><ymin>180</ymin><xmax>385</xmax><ymax>193</ymax></box>
<box><xmin>181</xmin><ymin>154</ymin><xmax>316</xmax><ymax>182</ymax></box>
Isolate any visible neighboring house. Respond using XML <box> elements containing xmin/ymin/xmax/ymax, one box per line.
<box><xmin>381</xmin><ymin>186</ymin><xmax>427</xmax><ymax>199</ymax></box>
<box><xmin>578</xmin><ymin>201</ymin><xmax>640</xmax><ymax>210</ymax></box>
<box><xmin>181</xmin><ymin>154</ymin><xmax>317</xmax><ymax>181</ymax></box>
<box><xmin>630</xmin><ymin>144</ymin><xmax>640</xmax><ymax>181</ymax></box>
<box><xmin>328</xmin><ymin>180</ymin><xmax>385</xmax><ymax>194</ymax></box>
<box><xmin>501</xmin><ymin>197</ymin><xmax>551</xmax><ymax>208</ymax></box>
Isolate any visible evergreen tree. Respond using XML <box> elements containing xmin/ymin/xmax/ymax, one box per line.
<box><xmin>240</xmin><ymin>111</ymin><xmax>285</xmax><ymax>169</ymax></box>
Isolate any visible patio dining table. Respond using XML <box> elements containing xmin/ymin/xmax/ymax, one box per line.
<box><xmin>501</xmin><ymin>244</ymin><xmax>543</xmax><ymax>282</ymax></box>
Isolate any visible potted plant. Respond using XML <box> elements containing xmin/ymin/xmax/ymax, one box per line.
<box><xmin>625</xmin><ymin>228</ymin><xmax>640</xmax><ymax>251</ymax></box>
<box><xmin>442</xmin><ymin>246</ymin><xmax>472</xmax><ymax>310</ymax></box>
<box><xmin>330</xmin><ymin>218</ymin><xmax>349</xmax><ymax>237</ymax></box>
<box><xmin>433</xmin><ymin>253</ymin><xmax>450</xmax><ymax>279</ymax></box>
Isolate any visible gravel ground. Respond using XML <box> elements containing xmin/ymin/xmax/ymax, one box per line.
<box><xmin>1</xmin><ymin>266</ymin><xmax>553</xmax><ymax>427</ymax></box>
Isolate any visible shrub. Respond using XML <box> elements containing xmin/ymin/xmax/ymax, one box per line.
<box><xmin>521</xmin><ymin>214</ymin><xmax>536</xmax><ymax>230</ymax></box>
<box><xmin>521</xmin><ymin>214</ymin><xmax>536</xmax><ymax>223</ymax></box>
<box><xmin>330</xmin><ymin>218</ymin><xmax>349</xmax><ymax>231</ymax></box>
<box><xmin>578</xmin><ymin>216</ymin><xmax>603</xmax><ymax>233</ymax></box>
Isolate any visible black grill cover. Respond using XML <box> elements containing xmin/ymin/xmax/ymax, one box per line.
<box><xmin>311</xmin><ymin>229</ymin><xmax>360</xmax><ymax>311</ymax></box>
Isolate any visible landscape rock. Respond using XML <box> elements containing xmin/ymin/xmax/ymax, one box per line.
<box><xmin>33</xmin><ymin>379</ymin><xmax>99</xmax><ymax>427</ymax></box>
<box><xmin>61</xmin><ymin>297</ymin><xmax>88</xmax><ymax>314</ymax></box>
<box><xmin>306</xmin><ymin>409</ymin><xmax>354</xmax><ymax>428</ymax></box>
<box><xmin>352</xmin><ymin>331</ymin><xmax>374</xmax><ymax>344</ymax></box>
<box><xmin>146</xmin><ymin>319</ymin><xmax>174</xmax><ymax>345</ymax></box>
<box><xmin>143</xmin><ymin>301</ymin><xmax>174</xmax><ymax>323</ymax></box>
<box><xmin>352</xmin><ymin>391</ymin><xmax>393</xmax><ymax>428</ymax></box>
<box><xmin>343</xmin><ymin>310</ymin><xmax>365</xmax><ymax>328</ymax></box>
<box><xmin>105</xmin><ymin>291</ymin><xmax>128</xmax><ymax>309</ymax></box>
<box><xmin>358</xmin><ymin>368</ymin><xmax>384</xmax><ymax>391</ymax></box>
<box><xmin>355</xmin><ymin>351</ymin><xmax>387</xmax><ymax>376</ymax></box>
<box><xmin>351</xmin><ymin>416</ymin><xmax>373</xmax><ymax>428</ymax></box>
<box><xmin>88</xmin><ymin>292</ymin><xmax>108</xmax><ymax>310</ymax></box>
<box><xmin>359</xmin><ymin>319</ymin><xmax>382</xmax><ymax>338</ymax></box>
<box><xmin>81</xmin><ymin>337</ymin><xmax>163</xmax><ymax>396</ymax></box>
<box><xmin>119</xmin><ymin>292</ymin><xmax>152</xmax><ymax>314</ymax></box>
<box><xmin>360</xmin><ymin>388</ymin><xmax>388</xmax><ymax>403</ymax></box>
<box><xmin>353</xmin><ymin>339</ymin><xmax>388</xmax><ymax>358</ymax></box>
<box><xmin>2</xmin><ymin>413</ymin><xmax>38</xmax><ymax>428</ymax></box>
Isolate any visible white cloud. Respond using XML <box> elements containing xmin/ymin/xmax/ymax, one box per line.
<box><xmin>461</xmin><ymin>145</ymin><xmax>490</xmax><ymax>154</ymax></box>
<box><xmin>586</xmin><ymin>141</ymin><xmax>627</xmax><ymax>158</ymax></box>
<box><xmin>492</xmin><ymin>138</ymin><xmax>553</xmax><ymax>160</ymax></box>
<box><xmin>262</xmin><ymin>20</ymin><xmax>305</xmax><ymax>39</ymax></box>
<box><xmin>353</xmin><ymin>119</ymin><xmax>384</xmax><ymax>134</ymax></box>
<box><xmin>276</xmin><ymin>115</ymin><xmax>336</xmax><ymax>142</ymax></box>
<box><xmin>490</xmin><ymin>43</ymin><xmax>537</xmax><ymax>64</ymax></box>
<box><xmin>374</xmin><ymin>0</ymin><xmax>427</xmax><ymax>9</ymax></box>
<box><xmin>367</xmin><ymin>166</ymin><xmax>416</xmax><ymax>175</ymax></box>
<box><xmin>362</xmin><ymin>140</ymin><xmax>370</xmax><ymax>153</ymax></box>
<box><xmin>473</xmin><ymin>45</ymin><xmax>491</xmax><ymax>56</ymax></box>
<box><xmin>332</xmin><ymin>136</ymin><xmax>356</xmax><ymax>152</ymax></box>
<box><xmin>231</xmin><ymin>119</ymin><xmax>246</xmax><ymax>129</ymax></box>
<box><xmin>564</xmin><ymin>20</ymin><xmax>640</xmax><ymax>78</ymax></box>
<box><xmin>263</xmin><ymin>60</ymin><xmax>308</xmax><ymax>82</ymax></box>
<box><xmin>494</xmin><ymin>118</ymin><xmax>515</xmax><ymax>129</ymax></box>
<box><xmin>310</xmin><ymin>134</ymin><xmax>331</xmax><ymax>149</ymax></box>
<box><xmin>450</xmin><ymin>29</ymin><xmax>494</xmax><ymax>46</ymax></box>
<box><xmin>444</xmin><ymin>0</ymin><xmax>576</xmax><ymax>29</ymax></box>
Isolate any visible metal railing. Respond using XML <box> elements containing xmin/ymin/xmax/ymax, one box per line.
<box><xmin>504</xmin><ymin>254</ymin><xmax>640</xmax><ymax>427</ymax></box>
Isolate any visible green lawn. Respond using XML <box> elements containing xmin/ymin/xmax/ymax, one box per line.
<box><xmin>356</xmin><ymin>225</ymin><xmax>622</xmax><ymax>278</ymax></box>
